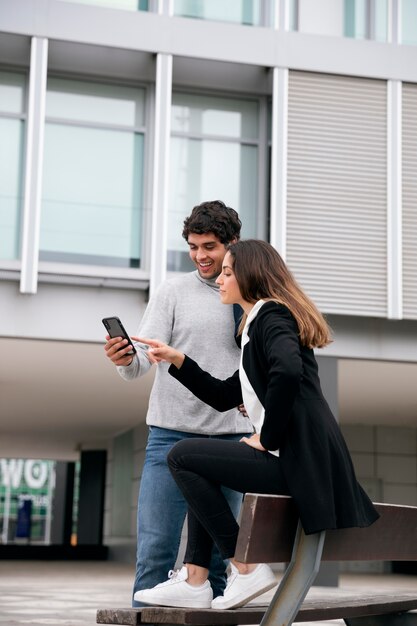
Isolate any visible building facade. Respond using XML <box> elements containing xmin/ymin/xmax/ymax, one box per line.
<box><xmin>0</xmin><ymin>0</ymin><xmax>416</xmax><ymax>564</ymax></box>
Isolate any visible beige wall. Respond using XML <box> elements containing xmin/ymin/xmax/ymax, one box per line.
<box><xmin>340</xmin><ymin>423</ymin><xmax>416</xmax><ymax>573</ymax></box>
<box><xmin>341</xmin><ymin>424</ymin><xmax>417</xmax><ymax>507</ymax></box>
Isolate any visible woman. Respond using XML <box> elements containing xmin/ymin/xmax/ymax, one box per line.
<box><xmin>134</xmin><ymin>240</ymin><xmax>379</xmax><ymax>611</ymax></box>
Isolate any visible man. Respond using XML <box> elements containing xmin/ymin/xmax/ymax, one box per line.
<box><xmin>104</xmin><ymin>200</ymin><xmax>252</xmax><ymax>607</ymax></box>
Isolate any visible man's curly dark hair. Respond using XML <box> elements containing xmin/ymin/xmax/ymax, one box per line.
<box><xmin>182</xmin><ymin>200</ymin><xmax>241</xmax><ymax>244</ymax></box>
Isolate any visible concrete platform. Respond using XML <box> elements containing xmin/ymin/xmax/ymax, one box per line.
<box><xmin>0</xmin><ymin>560</ymin><xmax>415</xmax><ymax>626</ymax></box>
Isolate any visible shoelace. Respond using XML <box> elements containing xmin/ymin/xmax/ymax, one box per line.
<box><xmin>167</xmin><ymin>569</ymin><xmax>182</xmax><ymax>582</ymax></box>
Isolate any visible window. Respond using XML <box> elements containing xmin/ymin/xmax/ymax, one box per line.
<box><xmin>345</xmin><ymin>0</ymin><xmax>367</xmax><ymax>38</ymax></box>
<box><xmin>288</xmin><ymin>0</ymin><xmax>299</xmax><ymax>30</ymax></box>
<box><xmin>401</xmin><ymin>0</ymin><xmax>417</xmax><ymax>45</ymax></box>
<box><xmin>344</xmin><ymin>0</ymin><xmax>388</xmax><ymax>41</ymax></box>
<box><xmin>40</xmin><ymin>78</ymin><xmax>146</xmax><ymax>268</ymax></box>
<box><xmin>0</xmin><ymin>71</ymin><xmax>26</xmax><ymax>261</ymax></box>
<box><xmin>0</xmin><ymin>458</ymin><xmax>55</xmax><ymax>544</ymax></box>
<box><xmin>168</xmin><ymin>92</ymin><xmax>260</xmax><ymax>272</ymax></box>
<box><xmin>174</xmin><ymin>0</ymin><xmax>263</xmax><ymax>26</ymax></box>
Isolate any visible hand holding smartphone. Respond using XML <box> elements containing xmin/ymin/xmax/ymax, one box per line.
<box><xmin>102</xmin><ymin>316</ymin><xmax>137</xmax><ymax>356</ymax></box>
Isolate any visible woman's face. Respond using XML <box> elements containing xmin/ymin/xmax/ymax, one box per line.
<box><xmin>216</xmin><ymin>252</ymin><xmax>244</xmax><ymax>306</ymax></box>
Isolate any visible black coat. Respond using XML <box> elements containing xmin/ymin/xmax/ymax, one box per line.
<box><xmin>170</xmin><ymin>301</ymin><xmax>379</xmax><ymax>535</ymax></box>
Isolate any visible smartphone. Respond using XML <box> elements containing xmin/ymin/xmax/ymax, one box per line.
<box><xmin>102</xmin><ymin>316</ymin><xmax>137</xmax><ymax>356</ymax></box>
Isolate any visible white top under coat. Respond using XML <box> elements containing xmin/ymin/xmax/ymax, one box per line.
<box><xmin>239</xmin><ymin>300</ymin><xmax>280</xmax><ymax>458</ymax></box>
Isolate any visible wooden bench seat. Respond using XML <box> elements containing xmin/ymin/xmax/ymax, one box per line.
<box><xmin>98</xmin><ymin>593</ymin><xmax>417</xmax><ymax>625</ymax></box>
<box><xmin>97</xmin><ymin>494</ymin><xmax>417</xmax><ymax>626</ymax></box>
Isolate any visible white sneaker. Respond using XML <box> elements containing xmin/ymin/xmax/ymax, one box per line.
<box><xmin>211</xmin><ymin>563</ymin><xmax>276</xmax><ymax>610</ymax></box>
<box><xmin>134</xmin><ymin>566</ymin><xmax>213</xmax><ymax>609</ymax></box>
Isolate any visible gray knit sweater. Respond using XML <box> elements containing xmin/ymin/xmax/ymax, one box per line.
<box><xmin>117</xmin><ymin>271</ymin><xmax>252</xmax><ymax>435</ymax></box>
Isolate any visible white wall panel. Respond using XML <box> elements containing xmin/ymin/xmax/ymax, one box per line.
<box><xmin>402</xmin><ymin>83</ymin><xmax>417</xmax><ymax>319</ymax></box>
<box><xmin>286</xmin><ymin>71</ymin><xmax>387</xmax><ymax>316</ymax></box>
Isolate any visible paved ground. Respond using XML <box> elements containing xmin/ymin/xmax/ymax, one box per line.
<box><xmin>0</xmin><ymin>560</ymin><xmax>415</xmax><ymax>626</ymax></box>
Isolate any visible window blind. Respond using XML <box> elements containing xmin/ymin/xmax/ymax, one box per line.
<box><xmin>286</xmin><ymin>71</ymin><xmax>387</xmax><ymax>317</ymax></box>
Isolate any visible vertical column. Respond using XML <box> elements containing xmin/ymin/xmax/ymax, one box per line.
<box><xmin>388</xmin><ymin>0</ymin><xmax>401</xmax><ymax>45</ymax></box>
<box><xmin>50</xmin><ymin>462</ymin><xmax>75</xmax><ymax>545</ymax></box>
<box><xmin>20</xmin><ymin>36</ymin><xmax>48</xmax><ymax>295</ymax></box>
<box><xmin>367</xmin><ymin>0</ymin><xmax>375</xmax><ymax>40</ymax></box>
<box><xmin>149</xmin><ymin>52</ymin><xmax>173</xmax><ymax>296</ymax></box>
<box><xmin>387</xmin><ymin>80</ymin><xmax>403</xmax><ymax>319</ymax></box>
<box><xmin>157</xmin><ymin>0</ymin><xmax>173</xmax><ymax>15</ymax></box>
<box><xmin>269</xmin><ymin>66</ymin><xmax>288</xmax><ymax>258</ymax></box>
<box><xmin>77</xmin><ymin>450</ymin><xmax>106</xmax><ymax>545</ymax></box>
<box><xmin>275</xmin><ymin>0</ymin><xmax>291</xmax><ymax>30</ymax></box>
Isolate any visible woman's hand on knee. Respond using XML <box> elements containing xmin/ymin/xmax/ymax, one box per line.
<box><xmin>239</xmin><ymin>433</ymin><xmax>266</xmax><ymax>452</ymax></box>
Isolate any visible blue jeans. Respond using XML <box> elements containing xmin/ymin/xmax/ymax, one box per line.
<box><xmin>132</xmin><ymin>426</ymin><xmax>250</xmax><ymax>607</ymax></box>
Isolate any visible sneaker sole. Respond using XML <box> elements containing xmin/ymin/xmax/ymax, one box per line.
<box><xmin>211</xmin><ymin>580</ymin><xmax>277</xmax><ymax>610</ymax></box>
<box><xmin>134</xmin><ymin>594</ymin><xmax>212</xmax><ymax>609</ymax></box>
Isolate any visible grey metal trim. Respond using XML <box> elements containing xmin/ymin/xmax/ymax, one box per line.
<box><xmin>46</xmin><ymin>67</ymin><xmax>151</xmax><ymax>91</ymax></box>
<box><xmin>260</xmin><ymin>0</ymin><xmax>273</xmax><ymax>28</ymax></box>
<box><xmin>368</xmin><ymin>0</ymin><xmax>375</xmax><ymax>40</ymax></box>
<box><xmin>140</xmin><ymin>82</ymin><xmax>155</xmax><ymax>273</ymax></box>
<box><xmin>270</xmin><ymin>66</ymin><xmax>288</xmax><ymax>259</ymax></box>
<box><xmin>44</xmin><ymin>116</ymin><xmax>147</xmax><ymax>133</ymax></box>
<box><xmin>170</xmin><ymin>131</ymin><xmax>259</xmax><ymax>145</ymax></box>
<box><xmin>37</xmin><ymin>261</ymin><xmax>149</xmax><ymax>281</ymax></box>
<box><xmin>387</xmin><ymin>80</ymin><xmax>403</xmax><ymax>319</ymax></box>
<box><xmin>0</xmin><ymin>111</ymin><xmax>26</xmax><ymax>121</ymax></box>
<box><xmin>0</xmin><ymin>269</ymin><xmax>20</xmax><ymax>282</ymax></box>
<box><xmin>149</xmin><ymin>53</ymin><xmax>172</xmax><ymax>295</ymax></box>
<box><xmin>20</xmin><ymin>36</ymin><xmax>48</xmax><ymax>295</ymax></box>
<box><xmin>256</xmin><ymin>95</ymin><xmax>269</xmax><ymax>240</ymax></box>
<box><xmin>36</xmin><ymin>273</ymin><xmax>149</xmax><ymax>290</ymax></box>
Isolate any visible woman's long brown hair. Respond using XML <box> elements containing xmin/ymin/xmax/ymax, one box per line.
<box><xmin>228</xmin><ymin>240</ymin><xmax>332</xmax><ymax>349</ymax></box>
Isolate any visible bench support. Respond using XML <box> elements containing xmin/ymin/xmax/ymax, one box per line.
<box><xmin>260</xmin><ymin>523</ymin><xmax>325</xmax><ymax>626</ymax></box>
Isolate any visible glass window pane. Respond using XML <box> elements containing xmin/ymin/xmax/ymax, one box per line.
<box><xmin>344</xmin><ymin>0</ymin><xmax>367</xmax><ymax>39</ymax></box>
<box><xmin>174</xmin><ymin>0</ymin><xmax>261</xmax><ymax>25</ymax></box>
<box><xmin>0</xmin><ymin>71</ymin><xmax>26</xmax><ymax>114</ymax></box>
<box><xmin>288</xmin><ymin>0</ymin><xmax>298</xmax><ymax>30</ymax></box>
<box><xmin>57</xmin><ymin>0</ymin><xmax>147</xmax><ymax>10</ymax></box>
<box><xmin>46</xmin><ymin>78</ymin><xmax>145</xmax><ymax>127</ymax></box>
<box><xmin>168</xmin><ymin>137</ymin><xmax>258</xmax><ymax>271</ymax></box>
<box><xmin>172</xmin><ymin>93</ymin><xmax>258</xmax><ymax>139</ymax></box>
<box><xmin>40</xmin><ymin>124</ymin><xmax>143</xmax><ymax>267</ymax></box>
<box><xmin>402</xmin><ymin>0</ymin><xmax>417</xmax><ymax>45</ymax></box>
<box><xmin>0</xmin><ymin>119</ymin><xmax>24</xmax><ymax>260</ymax></box>
<box><xmin>374</xmin><ymin>0</ymin><xmax>387</xmax><ymax>41</ymax></box>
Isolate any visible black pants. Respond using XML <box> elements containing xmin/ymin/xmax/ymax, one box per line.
<box><xmin>167</xmin><ymin>438</ymin><xmax>289</xmax><ymax>568</ymax></box>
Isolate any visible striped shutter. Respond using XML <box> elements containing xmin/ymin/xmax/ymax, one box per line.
<box><xmin>286</xmin><ymin>71</ymin><xmax>387</xmax><ymax>317</ymax></box>
<box><xmin>402</xmin><ymin>83</ymin><xmax>417</xmax><ymax>320</ymax></box>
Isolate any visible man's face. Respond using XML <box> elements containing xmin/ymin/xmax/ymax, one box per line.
<box><xmin>187</xmin><ymin>232</ymin><xmax>231</xmax><ymax>279</ymax></box>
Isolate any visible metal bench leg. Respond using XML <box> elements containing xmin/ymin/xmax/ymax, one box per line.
<box><xmin>259</xmin><ymin>522</ymin><xmax>326</xmax><ymax>626</ymax></box>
